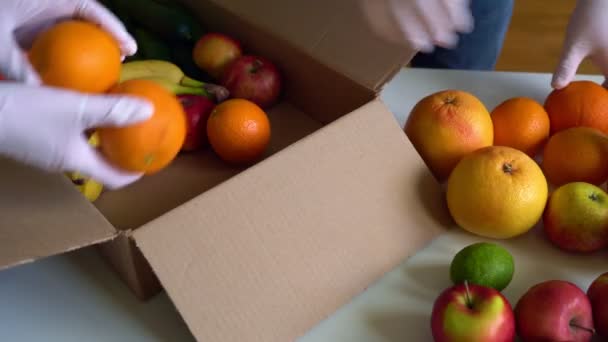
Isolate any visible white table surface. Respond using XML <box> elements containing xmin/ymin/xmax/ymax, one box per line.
<box><xmin>2</xmin><ymin>68</ymin><xmax>607</xmax><ymax>341</ymax></box>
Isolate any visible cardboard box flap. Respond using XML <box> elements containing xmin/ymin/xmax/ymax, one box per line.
<box><xmin>0</xmin><ymin>157</ymin><xmax>117</xmax><ymax>270</ymax></box>
<box><xmin>183</xmin><ymin>0</ymin><xmax>415</xmax><ymax>92</ymax></box>
<box><xmin>132</xmin><ymin>99</ymin><xmax>451</xmax><ymax>341</ymax></box>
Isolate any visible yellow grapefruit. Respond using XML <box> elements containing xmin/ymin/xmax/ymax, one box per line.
<box><xmin>446</xmin><ymin>146</ymin><xmax>548</xmax><ymax>239</ymax></box>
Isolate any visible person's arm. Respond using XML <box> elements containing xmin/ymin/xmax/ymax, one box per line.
<box><xmin>0</xmin><ymin>0</ymin><xmax>153</xmax><ymax>189</ymax></box>
<box><xmin>553</xmin><ymin>0</ymin><xmax>608</xmax><ymax>89</ymax></box>
<box><xmin>359</xmin><ymin>0</ymin><xmax>474</xmax><ymax>53</ymax></box>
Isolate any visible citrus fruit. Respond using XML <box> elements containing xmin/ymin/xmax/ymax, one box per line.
<box><xmin>541</xmin><ymin>127</ymin><xmax>608</xmax><ymax>186</ymax></box>
<box><xmin>491</xmin><ymin>97</ymin><xmax>550</xmax><ymax>157</ymax></box>
<box><xmin>544</xmin><ymin>80</ymin><xmax>608</xmax><ymax>135</ymax></box>
<box><xmin>446</xmin><ymin>146</ymin><xmax>548</xmax><ymax>239</ymax></box>
<box><xmin>97</xmin><ymin>79</ymin><xmax>187</xmax><ymax>174</ymax></box>
<box><xmin>450</xmin><ymin>242</ymin><xmax>515</xmax><ymax>291</ymax></box>
<box><xmin>28</xmin><ymin>19</ymin><xmax>121</xmax><ymax>93</ymax></box>
<box><xmin>404</xmin><ymin>89</ymin><xmax>493</xmax><ymax>182</ymax></box>
<box><xmin>207</xmin><ymin>98</ymin><xmax>271</xmax><ymax>164</ymax></box>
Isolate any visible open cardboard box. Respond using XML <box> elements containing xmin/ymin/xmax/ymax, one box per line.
<box><xmin>0</xmin><ymin>0</ymin><xmax>454</xmax><ymax>340</ymax></box>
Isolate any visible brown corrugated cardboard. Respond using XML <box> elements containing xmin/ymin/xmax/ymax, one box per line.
<box><xmin>132</xmin><ymin>99</ymin><xmax>451</xmax><ymax>342</ymax></box>
<box><xmin>0</xmin><ymin>0</ymin><xmax>451</xmax><ymax>340</ymax></box>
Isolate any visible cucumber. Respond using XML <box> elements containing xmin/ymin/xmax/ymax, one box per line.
<box><xmin>133</xmin><ymin>28</ymin><xmax>173</xmax><ymax>61</ymax></box>
<box><xmin>170</xmin><ymin>42</ymin><xmax>213</xmax><ymax>83</ymax></box>
<box><xmin>122</xmin><ymin>0</ymin><xmax>205</xmax><ymax>44</ymax></box>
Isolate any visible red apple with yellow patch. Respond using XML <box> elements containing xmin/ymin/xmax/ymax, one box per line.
<box><xmin>543</xmin><ymin>182</ymin><xmax>608</xmax><ymax>253</ymax></box>
<box><xmin>193</xmin><ymin>33</ymin><xmax>242</xmax><ymax>80</ymax></box>
<box><xmin>431</xmin><ymin>281</ymin><xmax>515</xmax><ymax>342</ymax></box>
<box><xmin>588</xmin><ymin>272</ymin><xmax>608</xmax><ymax>338</ymax></box>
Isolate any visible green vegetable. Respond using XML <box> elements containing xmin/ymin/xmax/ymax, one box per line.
<box><xmin>133</xmin><ymin>28</ymin><xmax>172</xmax><ymax>61</ymax></box>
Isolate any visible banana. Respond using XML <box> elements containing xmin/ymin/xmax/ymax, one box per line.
<box><xmin>65</xmin><ymin>132</ymin><xmax>104</xmax><ymax>202</ymax></box>
<box><xmin>119</xmin><ymin>59</ymin><xmax>204</xmax><ymax>87</ymax></box>
<box><xmin>136</xmin><ymin>76</ymin><xmax>210</xmax><ymax>96</ymax></box>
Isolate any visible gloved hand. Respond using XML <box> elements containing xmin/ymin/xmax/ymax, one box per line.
<box><xmin>1</xmin><ymin>0</ymin><xmax>136</xmax><ymax>84</ymax></box>
<box><xmin>0</xmin><ymin>83</ymin><xmax>153</xmax><ymax>189</ymax></box>
<box><xmin>553</xmin><ymin>0</ymin><xmax>608</xmax><ymax>89</ymax></box>
<box><xmin>359</xmin><ymin>0</ymin><xmax>474</xmax><ymax>53</ymax></box>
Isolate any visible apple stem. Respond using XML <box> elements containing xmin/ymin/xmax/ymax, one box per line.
<box><xmin>251</xmin><ymin>59</ymin><xmax>263</xmax><ymax>73</ymax></box>
<box><xmin>464</xmin><ymin>280</ymin><xmax>473</xmax><ymax>309</ymax></box>
<box><xmin>570</xmin><ymin>322</ymin><xmax>595</xmax><ymax>335</ymax></box>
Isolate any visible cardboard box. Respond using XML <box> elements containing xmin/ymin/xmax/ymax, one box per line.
<box><xmin>0</xmin><ymin>0</ymin><xmax>453</xmax><ymax>340</ymax></box>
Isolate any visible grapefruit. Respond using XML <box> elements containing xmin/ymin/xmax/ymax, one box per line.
<box><xmin>404</xmin><ymin>89</ymin><xmax>493</xmax><ymax>182</ymax></box>
<box><xmin>446</xmin><ymin>146</ymin><xmax>548</xmax><ymax>239</ymax></box>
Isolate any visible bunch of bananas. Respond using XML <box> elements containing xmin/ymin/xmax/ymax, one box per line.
<box><xmin>120</xmin><ymin>60</ymin><xmax>229</xmax><ymax>102</ymax></box>
<box><xmin>65</xmin><ymin>132</ymin><xmax>104</xmax><ymax>202</ymax></box>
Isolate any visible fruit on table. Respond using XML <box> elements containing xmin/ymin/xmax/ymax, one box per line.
<box><xmin>193</xmin><ymin>32</ymin><xmax>243</xmax><ymax>80</ymax></box>
<box><xmin>544</xmin><ymin>80</ymin><xmax>608</xmax><ymax>135</ymax></box>
<box><xmin>543</xmin><ymin>182</ymin><xmax>608</xmax><ymax>253</ymax></box>
<box><xmin>446</xmin><ymin>146</ymin><xmax>548</xmax><ymax>239</ymax></box>
<box><xmin>449</xmin><ymin>242</ymin><xmax>514</xmax><ymax>291</ymax></box>
<box><xmin>404</xmin><ymin>89</ymin><xmax>493</xmax><ymax>182</ymax></box>
<box><xmin>28</xmin><ymin>19</ymin><xmax>121</xmax><ymax>93</ymax></box>
<box><xmin>430</xmin><ymin>282</ymin><xmax>515</xmax><ymax>342</ymax></box>
<box><xmin>515</xmin><ymin>280</ymin><xmax>595</xmax><ymax>342</ymax></box>
<box><xmin>97</xmin><ymin>79</ymin><xmax>187</xmax><ymax>174</ymax></box>
<box><xmin>207</xmin><ymin>98</ymin><xmax>271</xmax><ymax>165</ymax></box>
<box><xmin>65</xmin><ymin>132</ymin><xmax>104</xmax><ymax>202</ymax></box>
<box><xmin>541</xmin><ymin>126</ymin><xmax>608</xmax><ymax>186</ymax></box>
<box><xmin>221</xmin><ymin>55</ymin><xmax>282</xmax><ymax>109</ymax></box>
<box><xmin>587</xmin><ymin>272</ymin><xmax>608</xmax><ymax>338</ymax></box>
<box><xmin>178</xmin><ymin>94</ymin><xmax>216</xmax><ymax>151</ymax></box>
<box><xmin>121</xmin><ymin>0</ymin><xmax>204</xmax><ymax>44</ymax></box>
<box><xmin>490</xmin><ymin>96</ymin><xmax>550</xmax><ymax>157</ymax></box>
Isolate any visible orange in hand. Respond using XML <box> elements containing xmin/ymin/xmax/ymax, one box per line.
<box><xmin>541</xmin><ymin>126</ymin><xmax>608</xmax><ymax>187</ymax></box>
<box><xmin>491</xmin><ymin>97</ymin><xmax>550</xmax><ymax>157</ymax></box>
<box><xmin>207</xmin><ymin>98</ymin><xmax>271</xmax><ymax>164</ymax></box>
<box><xmin>97</xmin><ymin>79</ymin><xmax>187</xmax><ymax>174</ymax></box>
<box><xmin>28</xmin><ymin>19</ymin><xmax>121</xmax><ymax>93</ymax></box>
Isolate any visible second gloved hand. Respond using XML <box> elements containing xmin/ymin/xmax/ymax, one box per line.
<box><xmin>0</xmin><ymin>82</ymin><xmax>153</xmax><ymax>189</ymax></box>
<box><xmin>359</xmin><ymin>0</ymin><xmax>474</xmax><ymax>53</ymax></box>
<box><xmin>553</xmin><ymin>0</ymin><xmax>608</xmax><ymax>89</ymax></box>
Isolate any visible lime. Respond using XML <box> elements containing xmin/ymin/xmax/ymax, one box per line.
<box><xmin>449</xmin><ymin>242</ymin><xmax>515</xmax><ymax>291</ymax></box>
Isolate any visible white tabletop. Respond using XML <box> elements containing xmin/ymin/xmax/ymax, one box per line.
<box><xmin>2</xmin><ymin>68</ymin><xmax>606</xmax><ymax>341</ymax></box>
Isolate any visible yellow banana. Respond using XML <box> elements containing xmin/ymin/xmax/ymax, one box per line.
<box><xmin>136</xmin><ymin>76</ymin><xmax>210</xmax><ymax>96</ymax></box>
<box><xmin>119</xmin><ymin>59</ymin><xmax>204</xmax><ymax>87</ymax></box>
<box><xmin>65</xmin><ymin>132</ymin><xmax>104</xmax><ymax>202</ymax></box>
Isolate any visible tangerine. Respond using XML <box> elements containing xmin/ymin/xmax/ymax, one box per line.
<box><xmin>207</xmin><ymin>98</ymin><xmax>271</xmax><ymax>164</ymax></box>
<box><xmin>491</xmin><ymin>97</ymin><xmax>550</xmax><ymax>157</ymax></box>
<box><xmin>97</xmin><ymin>79</ymin><xmax>187</xmax><ymax>174</ymax></box>
<box><xmin>541</xmin><ymin>126</ymin><xmax>608</xmax><ymax>187</ymax></box>
<box><xmin>544</xmin><ymin>80</ymin><xmax>608</xmax><ymax>135</ymax></box>
<box><xmin>28</xmin><ymin>19</ymin><xmax>121</xmax><ymax>93</ymax></box>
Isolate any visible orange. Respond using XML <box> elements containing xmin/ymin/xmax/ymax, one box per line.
<box><xmin>28</xmin><ymin>19</ymin><xmax>121</xmax><ymax>93</ymax></box>
<box><xmin>404</xmin><ymin>89</ymin><xmax>494</xmax><ymax>182</ymax></box>
<box><xmin>207</xmin><ymin>98</ymin><xmax>271</xmax><ymax>164</ymax></box>
<box><xmin>544</xmin><ymin>80</ymin><xmax>608</xmax><ymax>135</ymax></box>
<box><xmin>491</xmin><ymin>97</ymin><xmax>550</xmax><ymax>157</ymax></box>
<box><xmin>97</xmin><ymin>79</ymin><xmax>187</xmax><ymax>174</ymax></box>
<box><xmin>541</xmin><ymin>126</ymin><xmax>608</xmax><ymax>187</ymax></box>
<box><xmin>446</xmin><ymin>146</ymin><xmax>548</xmax><ymax>239</ymax></box>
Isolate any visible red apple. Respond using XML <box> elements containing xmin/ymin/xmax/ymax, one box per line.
<box><xmin>515</xmin><ymin>280</ymin><xmax>595</xmax><ymax>342</ymax></box>
<box><xmin>543</xmin><ymin>182</ymin><xmax>608</xmax><ymax>253</ymax></box>
<box><xmin>431</xmin><ymin>281</ymin><xmax>515</xmax><ymax>342</ymax></box>
<box><xmin>588</xmin><ymin>272</ymin><xmax>608</xmax><ymax>338</ymax></box>
<box><xmin>221</xmin><ymin>55</ymin><xmax>282</xmax><ymax>109</ymax></box>
<box><xmin>178</xmin><ymin>94</ymin><xmax>216</xmax><ymax>151</ymax></box>
<box><xmin>193</xmin><ymin>32</ymin><xmax>242</xmax><ymax>80</ymax></box>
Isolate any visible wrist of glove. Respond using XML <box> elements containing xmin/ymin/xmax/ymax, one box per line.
<box><xmin>0</xmin><ymin>83</ymin><xmax>153</xmax><ymax>189</ymax></box>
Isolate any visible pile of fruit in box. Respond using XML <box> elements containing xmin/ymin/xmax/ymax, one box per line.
<box><xmin>16</xmin><ymin>0</ymin><xmax>283</xmax><ymax>201</ymax></box>
<box><xmin>405</xmin><ymin>82</ymin><xmax>608</xmax><ymax>340</ymax></box>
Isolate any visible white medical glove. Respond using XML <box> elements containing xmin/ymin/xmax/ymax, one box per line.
<box><xmin>1</xmin><ymin>0</ymin><xmax>137</xmax><ymax>84</ymax></box>
<box><xmin>553</xmin><ymin>0</ymin><xmax>608</xmax><ymax>89</ymax></box>
<box><xmin>0</xmin><ymin>82</ymin><xmax>153</xmax><ymax>189</ymax></box>
<box><xmin>359</xmin><ymin>0</ymin><xmax>474</xmax><ymax>53</ymax></box>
